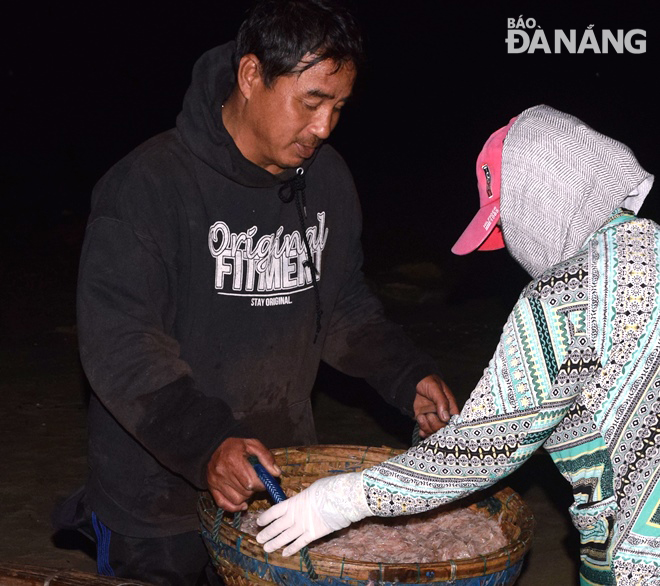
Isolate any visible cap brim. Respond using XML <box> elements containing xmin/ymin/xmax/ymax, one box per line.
<box><xmin>478</xmin><ymin>225</ymin><xmax>504</xmax><ymax>251</ymax></box>
<box><xmin>451</xmin><ymin>201</ymin><xmax>501</xmax><ymax>255</ymax></box>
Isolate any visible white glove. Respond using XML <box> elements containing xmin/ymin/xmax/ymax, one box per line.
<box><xmin>256</xmin><ymin>472</ymin><xmax>371</xmax><ymax>556</ymax></box>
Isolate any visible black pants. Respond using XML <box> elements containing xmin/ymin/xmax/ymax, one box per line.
<box><xmin>92</xmin><ymin>513</ymin><xmax>222</xmax><ymax>586</ymax></box>
<box><xmin>52</xmin><ymin>487</ymin><xmax>221</xmax><ymax>585</ymax></box>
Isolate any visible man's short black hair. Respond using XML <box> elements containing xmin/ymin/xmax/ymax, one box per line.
<box><xmin>234</xmin><ymin>0</ymin><xmax>365</xmax><ymax>87</ymax></box>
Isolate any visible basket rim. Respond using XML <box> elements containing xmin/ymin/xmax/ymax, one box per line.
<box><xmin>199</xmin><ymin>444</ymin><xmax>535</xmax><ymax>580</ymax></box>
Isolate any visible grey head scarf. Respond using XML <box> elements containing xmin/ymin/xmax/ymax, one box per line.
<box><xmin>500</xmin><ymin>105</ymin><xmax>654</xmax><ymax>278</ymax></box>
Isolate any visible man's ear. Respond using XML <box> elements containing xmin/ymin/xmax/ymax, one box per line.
<box><xmin>236</xmin><ymin>54</ymin><xmax>262</xmax><ymax>100</ymax></box>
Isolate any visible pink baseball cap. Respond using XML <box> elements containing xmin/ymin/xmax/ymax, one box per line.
<box><xmin>451</xmin><ymin>117</ymin><xmax>517</xmax><ymax>255</ymax></box>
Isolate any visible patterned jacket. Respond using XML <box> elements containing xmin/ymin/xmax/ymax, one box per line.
<box><xmin>363</xmin><ymin>210</ymin><xmax>660</xmax><ymax>585</ymax></box>
<box><xmin>361</xmin><ymin>106</ymin><xmax>659</xmax><ymax>586</ymax></box>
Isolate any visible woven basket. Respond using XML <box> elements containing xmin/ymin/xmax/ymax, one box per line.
<box><xmin>199</xmin><ymin>445</ymin><xmax>534</xmax><ymax>586</ymax></box>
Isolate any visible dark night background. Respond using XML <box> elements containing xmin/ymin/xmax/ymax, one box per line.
<box><xmin>3</xmin><ymin>1</ymin><xmax>658</xmax><ymax>294</ymax></box>
<box><xmin>0</xmin><ymin>1</ymin><xmax>658</xmax><ymax>581</ymax></box>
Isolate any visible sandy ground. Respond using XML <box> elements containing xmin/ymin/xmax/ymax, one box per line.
<box><xmin>0</xmin><ymin>219</ymin><xmax>580</xmax><ymax>584</ymax></box>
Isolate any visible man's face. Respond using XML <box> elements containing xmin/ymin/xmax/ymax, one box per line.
<box><xmin>242</xmin><ymin>57</ymin><xmax>356</xmax><ymax>174</ymax></box>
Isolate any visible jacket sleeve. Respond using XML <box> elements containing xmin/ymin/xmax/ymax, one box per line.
<box><xmin>78</xmin><ymin>175</ymin><xmax>251</xmax><ymax>490</ymax></box>
<box><xmin>361</xmin><ymin>293</ymin><xmax>594</xmax><ymax>515</ymax></box>
<box><xmin>320</xmin><ymin>182</ymin><xmax>440</xmax><ymax>416</ymax></box>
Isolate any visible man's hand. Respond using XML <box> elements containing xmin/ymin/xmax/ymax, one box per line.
<box><xmin>414</xmin><ymin>374</ymin><xmax>459</xmax><ymax>438</ymax></box>
<box><xmin>206</xmin><ymin>437</ymin><xmax>281</xmax><ymax>512</ymax></box>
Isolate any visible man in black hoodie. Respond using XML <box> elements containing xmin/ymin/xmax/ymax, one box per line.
<box><xmin>73</xmin><ymin>0</ymin><xmax>457</xmax><ymax>583</ymax></box>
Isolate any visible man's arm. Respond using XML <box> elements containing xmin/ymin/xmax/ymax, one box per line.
<box><xmin>319</xmin><ymin>196</ymin><xmax>458</xmax><ymax>430</ymax></box>
<box><xmin>78</xmin><ymin>214</ymin><xmax>276</xmax><ymax>502</ymax></box>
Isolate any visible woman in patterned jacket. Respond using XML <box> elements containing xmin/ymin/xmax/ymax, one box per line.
<box><xmin>256</xmin><ymin>105</ymin><xmax>660</xmax><ymax>585</ymax></box>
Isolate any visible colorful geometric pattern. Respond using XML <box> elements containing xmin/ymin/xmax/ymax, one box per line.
<box><xmin>362</xmin><ymin>212</ymin><xmax>660</xmax><ymax>585</ymax></box>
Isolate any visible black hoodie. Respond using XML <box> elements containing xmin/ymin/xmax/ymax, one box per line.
<box><xmin>77</xmin><ymin>42</ymin><xmax>441</xmax><ymax>537</ymax></box>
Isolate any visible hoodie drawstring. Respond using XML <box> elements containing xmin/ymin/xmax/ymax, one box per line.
<box><xmin>278</xmin><ymin>168</ymin><xmax>323</xmax><ymax>343</ymax></box>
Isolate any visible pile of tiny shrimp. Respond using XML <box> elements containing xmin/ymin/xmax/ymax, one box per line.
<box><xmin>240</xmin><ymin>506</ymin><xmax>507</xmax><ymax>563</ymax></box>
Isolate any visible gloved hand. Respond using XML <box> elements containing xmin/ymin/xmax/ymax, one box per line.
<box><xmin>256</xmin><ymin>471</ymin><xmax>371</xmax><ymax>556</ymax></box>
